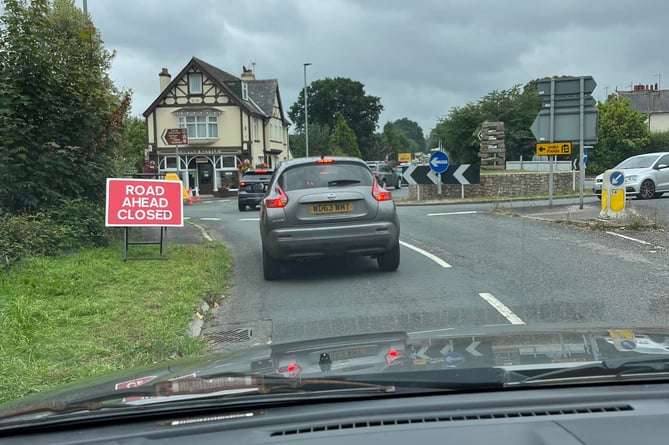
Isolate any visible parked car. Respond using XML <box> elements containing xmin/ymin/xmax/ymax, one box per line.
<box><xmin>259</xmin><ymin>157</ymin><xmax>400</xmax><ymax>280</ymax></box>
<box><xmin>367</xmin><ymin>162</ymin><xmax>402</xmax><ymax>189</ymax></box>
<box><xmin>238</xmin><ymin>169</ymin><xmax>273</xmax><ymax>211</ymax></box>
<box><xmin>593</xmin><ymin>152</ymin><xmax>669</xmax><ymax>199</ymax></box>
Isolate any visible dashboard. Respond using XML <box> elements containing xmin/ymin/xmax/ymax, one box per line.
<box><xmin>3</xmin><ymin>382</ymin><xmax>669</xmax><ymax>444</ymax></box>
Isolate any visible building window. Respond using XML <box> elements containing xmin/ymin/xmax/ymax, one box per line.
<box><xmin>241</xmin><ymin>81</ymin><xmax>248</xmax><ymax>100</ymax></box>
<box><xmin>253</xmin><ymin>118</ymin><xmax>260</xmax><ymax>141</ymax></box>
<box><xmin>179</xmin><ymin>114</ymin><xmax>218</xmax><ymax>139</ymax></box>
<box><xmin>188</xmin><ymin>73</ymin><xmax>202</xmax><ymax>94</ymax></box>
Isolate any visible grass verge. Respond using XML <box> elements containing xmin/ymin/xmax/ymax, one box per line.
<box><xmin>0</xmin><ymin>241</ymin><xmax>232</xmax><ymax>405</ymax></box>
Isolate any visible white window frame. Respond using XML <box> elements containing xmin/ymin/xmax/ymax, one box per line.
<box><xmin>188</xmin><ymin>73</ymin><xmax>203</xmax><ymax>95</ymax></box>
<box><xmin>178</xmin><ymin>113</ymin><xmax>219</xmax><ymax>139</ymax></box>
<box><xmin>241</xmin><ymin>81</ymin><xmax>249</xmax><ymax>100</ymax></box>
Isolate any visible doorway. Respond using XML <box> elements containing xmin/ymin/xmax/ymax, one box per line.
<box><xmin>197</xmin><ymin>160</ymin><xmax>213</xmax><ymax>194</ymax></box>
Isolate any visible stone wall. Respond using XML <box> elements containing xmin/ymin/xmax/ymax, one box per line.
<box><xmin>407</xmin><ymin>171</ymin><xmax>580</xmax><ymax>201</ymax></box>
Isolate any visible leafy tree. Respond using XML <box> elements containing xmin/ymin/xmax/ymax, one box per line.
<box><xmin>377</xmin><ymin>122</ymin><xmax>411</xmax><ymax>161</ymax></box>
<box><xmin>646</xmin><ymin>131</ymin><xmax>669</xmax><ymax>153</ymax></box>
<box><xmin>109</xmin><ymin>115</ymin><xmax>147</xmax><ymax>174</ymax></box>
<box><xmin>0</xmin><ymin>0</ymin><xmax>129</xmax><ymax>212</ymax></box>
<box><xmin>393</xmin><ymin>118</ymin><xmax>425</xmax><ymax>152</ymax></box>
<box><xmin>428</xmin><ymin>81</ymin><xmax>541</xmax><ymax>164</ymax></box>
<box><xmin>329</xmin><ymin>112</ymin><xmax>361</xmax><ymax>158</ymax></box>
<box><xmin>289</xmin><ymin>77</ymin><xmax>383</xmax><ymax>159</ymax></box>
<box><xmin>289</xmin><ymin>124</ymin><xmax>332</xmax><ymax>158</ymax></box>
<box><xmin>589</xmin><ymin>96</ymin><xmax>650</xmax><ymax>174</ymax></box>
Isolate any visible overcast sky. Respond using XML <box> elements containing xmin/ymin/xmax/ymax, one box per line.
<box><xmin>83</xmin><ymin>0</ymin><xmax>669</xmax><ymax>136</ymax></box>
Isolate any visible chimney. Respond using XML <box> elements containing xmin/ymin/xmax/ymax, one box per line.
<box><xmin>159</xmin><ymin>68</ymin><xmax>171</xmax><ymax>92</ymax></box>
<box><xmin>240</xmin><ymin>65</ymin><xmax>255</xmax><ymax>81</ymax></box>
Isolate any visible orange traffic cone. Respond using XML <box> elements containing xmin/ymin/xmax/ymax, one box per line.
<box><xmin>186</xmin><ymin>188</ymin><xmax>193</xmax><ymax>205</ymax></box>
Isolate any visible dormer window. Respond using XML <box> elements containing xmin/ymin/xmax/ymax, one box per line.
<box><xmin>241</xmin><ymin>81</ymin><xmax>249</xmax><ymax>100</ymax></box>
<box><xmin>188</xmin><ymin>73</ymin><xmax>202</xmax><ymax>95</ymax></box>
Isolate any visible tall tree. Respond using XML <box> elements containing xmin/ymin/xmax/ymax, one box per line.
<box><xmin>0</xmin><ymin>0</ymin><xmax>129</xmax><ymax>212</ymax></box>
<box><xmin>289</xmin><ymin>124</ymin><xmax>332</xmax><ymax>158</ymax></box>
<box><xmin>329</xmin><ymin>112</ymin><xmax>361</xmax><ymax>158</ymax></box>
<box><xmin>589</xmin><ymin>96</ymin><xmax>650</xmax><ymax>174</ymax></box>
<box><xmin>393</xmin><ymin>118</ymin><xmax>425</xmax><ymax>152</ymax></box>
<box><xmin>428</xmin><ymin>81</ymin><xmax>541</xmax><ymax>164</ymax></box>
<box><xmin>378</xmin><ymin>122</ymin><xmax>411</xmax><ymax>161</ymax></box>
<box><xmin>109</xmin><ymin>115</ymin><xmax>147</xmax><ymax>174</ymax></box>
<box><xmin>289</xmin><ymin>77</ymin><xmax>383</xmax><ymax>159</ymax></box>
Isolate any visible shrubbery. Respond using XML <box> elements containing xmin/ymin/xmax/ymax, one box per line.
<box><xmin>0</xmin><ymin>199</ymin><xmax>110</xmax><ymax>269</ymax></box>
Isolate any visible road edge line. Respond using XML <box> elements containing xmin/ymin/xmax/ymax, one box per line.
<box><xmin>478</xmin><ymin>293</ymin><xmax>525</xmax><ymax>325</ymax></box>
<box><xmin>605</xmin><ymin>231</ymin><xmax>652</xmax><ymax>245</ymax></box>
<box><xmin>399</xmin><ymin>240</ymin><xmax>452</xmax><ymax>268</ymax></box>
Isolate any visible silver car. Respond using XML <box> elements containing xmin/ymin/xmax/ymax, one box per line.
<box><xmin>259</xmin><ymin>157</ymin><xmax>400</xmax><ymax>280</ymax></box>
<box><xmin>593</xmin><ymin>152</ymin><xmax>669</xmax><ymax>199</ymax></box>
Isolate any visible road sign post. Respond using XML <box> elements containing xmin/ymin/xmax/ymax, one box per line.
<box><xmin>429</xmin><ymin>151</ymin><xmax>449</xmax><ymax>195</ymax></box>
<box><xmin>600</xmin><ymin>169</ymin><xmax>626</xmax><ymax>218</ymax></box>
<box><xmin>532</xmin><ymin>76</ymin><xmax>598</xmax><ymax>208</ymax></box>
<box><xmin>161</xmin><ymin>128</ymin><xmax>188</xmax><ymax>181</ymax></box>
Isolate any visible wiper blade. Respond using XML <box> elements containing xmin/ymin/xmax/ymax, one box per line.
<box><xmin>328</xmin><ymin>179</ymin><xmax>360</xmax><ymax>186</ymax></box>
<box><xmin>0</xmin><ymin>375</ymin><xmax>394</xmax><ymax>420</ymax></box>
<box><xmin>511</xmin><ymin>354</ymin><xmax>669</xmax><ymax>385</ymax></box>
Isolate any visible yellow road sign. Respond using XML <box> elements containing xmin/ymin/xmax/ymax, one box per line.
<box><xmin>535</xmin><ymin>142</ymin><xmax>572</xmax><ymax>156</ymax></box>
<box><xmin>398</xmin><ymin>153</ymin><xmax>412</xmax><ymax>163</ymax></box>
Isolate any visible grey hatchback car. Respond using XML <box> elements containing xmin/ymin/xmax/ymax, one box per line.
<box><xmin>259</xmin><ymin>157</ymin><xmax>400</xmax><ymax>280</ymax></box>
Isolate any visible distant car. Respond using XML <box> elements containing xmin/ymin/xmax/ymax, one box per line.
<box><xmin>593</xmin><ymin>152</ymin><xmax>669</xmax><ymax>199</ymax></box>
<box><xmin>238</xmin><ymin>169</ymin><xmax>273</xmax><ymax>211</ymax></box>
<box><xmin>259</xmin><ymin>157</ymin><xmax>400</xmax><ymax>280</ymax></box>
<box><xmin>367</xmin><ymin>162</ymin><xmax>402</xmax><ymax>189</ymax></box>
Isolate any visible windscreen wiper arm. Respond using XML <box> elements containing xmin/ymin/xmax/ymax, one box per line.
<box><xmin>0</xmin><ymin>375</ymin><xmax>395</xmax><ymax>419</ymax></box>
<box><xmin>510</xmin><ymin>354</ymin><xmax>669</xmax><ymax>385</ymax></box>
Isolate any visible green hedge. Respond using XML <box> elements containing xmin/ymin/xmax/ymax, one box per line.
<box><xmin>0</xmin><ymin>199</ymin><xmax>110</xmax><ymax>269</ymax></box>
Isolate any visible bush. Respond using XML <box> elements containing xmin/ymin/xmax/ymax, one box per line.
<box><xmin>0</xmin><ymin>199</ymin><xmax>110</xmax><ymax>269</ymax></box>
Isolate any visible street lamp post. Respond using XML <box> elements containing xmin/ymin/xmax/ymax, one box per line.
<box><xmin>303</xmin><ymin>63</ymin><xmax>312</xmax><ymax>157</ymax></box>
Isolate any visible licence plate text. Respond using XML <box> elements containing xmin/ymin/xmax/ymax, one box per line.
<box><xmin>310</xmin><ymin>202</ymin><xmax>353</xmax><ymax>214</ymax></box>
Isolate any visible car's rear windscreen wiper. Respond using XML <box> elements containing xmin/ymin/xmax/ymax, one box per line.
<box><xmin>509</xmin><ymin>354</ymin><xmax>669</xmax><ymax>386</ymax></box>
<box><xmin>328</xmin><ymin>179</ymin><xmax>361</xmax><ymax>186</ymax></box>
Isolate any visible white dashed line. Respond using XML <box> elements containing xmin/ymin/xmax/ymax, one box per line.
<box><xmin>427</xmin><ymin>211</ymin><xmax>478</xmax><ymax>216</ymax></box>
<box><xmin>200</xmin><ymin>217</ymin><xmax>221</xmax><ymax>221</ymax></box>
<box><xmin>478</xmin><ymin>293</ymin><xmax>525</xmax><ymax>325</ymax></box>
<box><xmin>399</xmin><ymin>240</ymin><xmax>451</xmax><ymax>268</ymax></box>
<box><xmin>605</xmin><ymin>231</ymin><xmax>652</xmax><ymax>245</ymax></box>
<box><xmin>239</xmin><ymin>218</ymin><xmax>260</xmax><ymax>221</ymax></box>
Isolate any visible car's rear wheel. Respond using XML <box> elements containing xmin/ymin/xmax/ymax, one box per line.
<box><xmin>377</xmin><ymin>242</ymin><xmax>400</xmax><ymax>272</ymax></box>
<box><xmin>238</xmin><ymin>201</ymin><xmax>246</xmax><ymax>211</ymax></box>
<box><xmin>263</xmin><ymin>248</ymin><xmax>281</xmax><ymax>281</ymax></box>
<box><xmin>639</xmin><ymin>179</ymin><xmax>656</xmax><ymax>199</ymax></box>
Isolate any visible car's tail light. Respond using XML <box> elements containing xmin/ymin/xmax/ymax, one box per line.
<box><xmin>385</xmin><ymin>348</ymin><xmax>404</xmax><ymax>365</ymax></box>
<box><xmin>254</xmin><ymin>169</ymin><xmax>267</xmax><ymax>174</ymax></box>
<box><xmin>317</xmin><ymin>159</ymin><xmax>334</xmax><ymax>164</ymax></box>
<box><xmin>372</xmin><ymin>178</ymin><xmax>393</xmax><ymax>201</ymax></box>
<box><xmin>239</xmin><ymin>181</ymin><xmax>247</xmax><ymax>187</ymax></box>
<box><xmin>278</xmin><ymin>363</ymin><xmax>301</xmax><ymax>377</ymax></box>
<box><xmin>265</xmin><ymin>184</ymin><xmax>288</xmax><ymax>208</ymax></box>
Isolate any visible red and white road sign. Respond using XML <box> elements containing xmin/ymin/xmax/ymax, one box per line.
<box><xmin>105</xmin><ymin>178</ymin><xmax>184</xmax><ymax>227</ymax></box>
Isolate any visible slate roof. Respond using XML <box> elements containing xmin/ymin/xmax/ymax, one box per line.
<box><xmin>144</xmin><ymin>57</ymin><xmax>288</xmax><ymax>124</ymax></box>
<box><xmin>618</xmin><ymin>90</ymin><xmax>669</xmax><ymax>113</ymax></box>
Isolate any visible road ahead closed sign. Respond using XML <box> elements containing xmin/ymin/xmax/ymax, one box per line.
<box><xmin>106</xmin><ymin>178</ymin><xmax>184</xmax><ymax>227</ymax></box>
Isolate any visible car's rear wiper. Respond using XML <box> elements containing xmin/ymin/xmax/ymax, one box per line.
<box><xmin>0</xmin><ymin>375</ymin><xmax>395</xmax><ymax>419</ymax></box>
<box><xmin>328</xmin><ymin>179</ymin><xmax>361</xmax><ymax>186</ymax></box>
<box><xmin>509</xmin><ymin>354</ymin><xmax>669</xmax><ymax>386</ymax></box>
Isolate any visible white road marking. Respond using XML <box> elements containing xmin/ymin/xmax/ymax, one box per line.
<box><xmin>200</xmin><ymin>217</ymin><xmax>221</xmax><ymax>221</ymax></box>
<box><xmin>605</xmin><ymin>231</ymin><xmax>652</xmax><ymax>245</ymax></box>
<box><xmin>399</xmin><ymin>240</ymin><xmax>452</xmax><ymax>268</ymax></box>
<box><xmin>427</xmin><ymin>211</ymin><xmax>478</xmax><ymax>216</ymax></box>
<box><xmin>408</xmin><ymin>327</ymin><xmax>455</xmax><ymax>335</ymax></box>
<box><xmin>478</xmin><ymin>293</ymin><xmax>525</xmax><ymax>325</ymax></box>
<box><xmin>239</xmin><ymin>218</ymin><xmax>260</xmax><ymax>221</ymax></box>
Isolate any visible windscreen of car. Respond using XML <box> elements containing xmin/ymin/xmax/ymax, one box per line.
<box><xmin>279</xmin><ymin>163</ymin><xmax>374</xmax><ymax>191</ymax></box>
<box><xmin>616</xmin><ymin>155</ymin><xmax>659</xmax><ymax>169</ymax></box>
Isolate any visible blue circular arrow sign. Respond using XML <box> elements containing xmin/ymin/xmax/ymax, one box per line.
<box><xmin>429</xmin><ymin>151</ymin><xmax>449</xmax><ymax>174</ymax></box>
<box><xmin>610</xmin><ymin>171</ymin><xmax>624</xmax><ymax>187</ymax></box>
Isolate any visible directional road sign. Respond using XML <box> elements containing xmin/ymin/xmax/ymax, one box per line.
<box><xmin>535</xmin><ymin>142</ymin><xmax>572</xmax><ymax>156</ymax></box>
<box><xmin>161</xmin><ymin>128</ymin><xmax>188</xmax><ymax>145</ymax></box>
<box><xmin>404</xmin><ymin>164</ymin><xmax>480</xmax><ymax>185</ymax></box>
<box><xmin>537</xmin><ymin>76</ymin><xmax>597</xmax><ymax>96</ymax></box>
<box><xmin>429</xmin><ymin>151</ymin><xmax>449</xmax><ymax>174</ymax></box>
<box><xmin>530</xmin><ymin>109</ymin><xmax>598</xmax><ymax>143</ymax></box>
<box><xmin>443</xmin><ymin>352</ymin><xmax>464</xmax><ymax>366</ymax></box>
<box><xmin>610</xmin><ymin>171</ymin><xmax>624</xmax><ymax>186</ymax></box>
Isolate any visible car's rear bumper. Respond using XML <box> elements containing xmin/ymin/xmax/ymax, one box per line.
<box><xmin>263</xmin><ymin>221</ymin><xmax>399</xmax><ymax>260</ymax></box>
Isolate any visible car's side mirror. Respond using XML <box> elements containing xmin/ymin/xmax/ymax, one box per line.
<box><xmin>657</xmin><ymin>163</ymin><xmax>669</xmax><ymax>170</ymax></box>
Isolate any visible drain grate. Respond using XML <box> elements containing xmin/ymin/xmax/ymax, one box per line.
<box><xmin>203</xmin><ymin>328</ymin><xmax>253</xmax><ymax>344</ymax></box>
